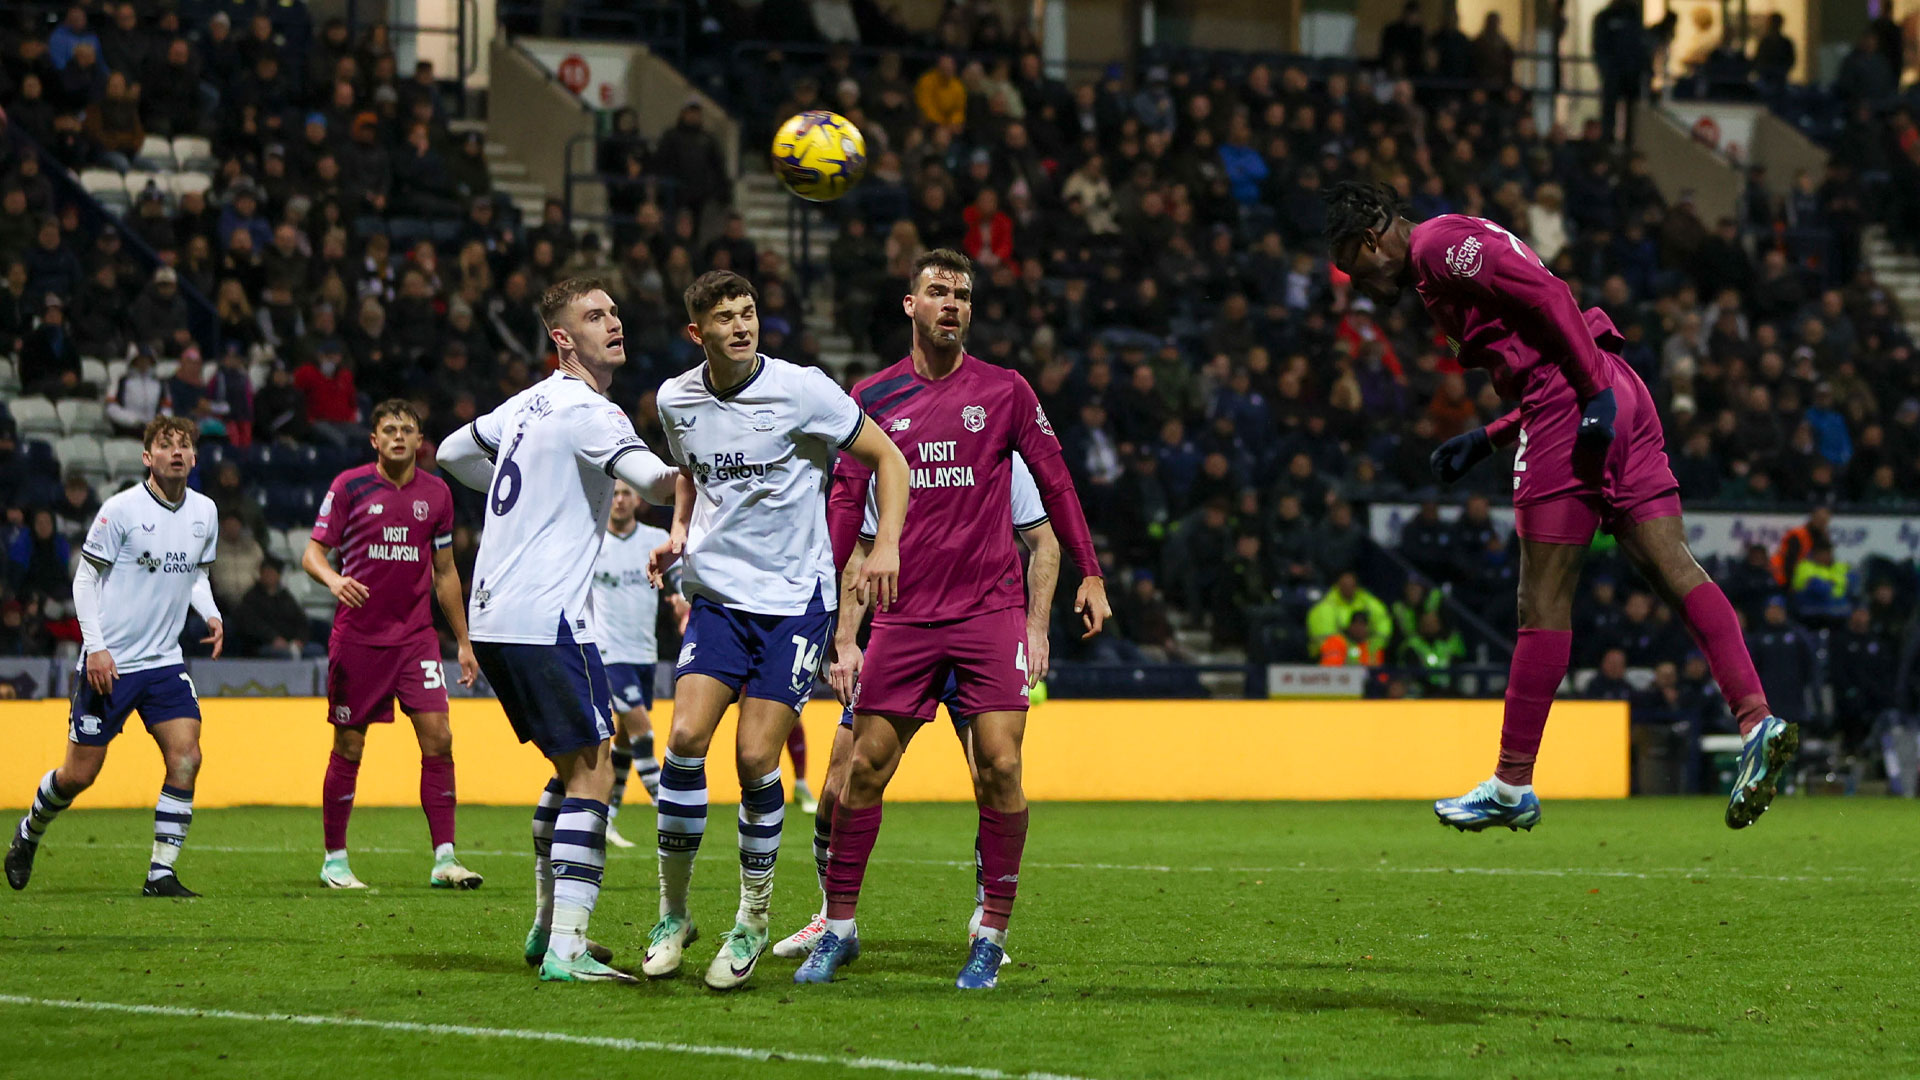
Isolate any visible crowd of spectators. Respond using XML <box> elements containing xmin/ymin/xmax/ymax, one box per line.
<box><xmin>6</xmin><ymin>3</ymin><xmax>1920</xmax><ymax>761</ymax></box>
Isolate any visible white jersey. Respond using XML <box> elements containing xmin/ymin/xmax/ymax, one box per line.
<box><xmin>591</xmin><ymin>521</ymin><xmax>671</xmax><ymax>665</ymax></box>
<box><xmin>861</xmin><ymin>450</ymin><xmax>1045</xmax><ymax>538</ymax></box>
<box><xmin>79</xmin><ymin>482</ymin><xmax>219</xmax><ymax>673</ymax></box>
<box><xmin>658</xmin><ymin>354</ymin><xmax>864</xmax><ymax>615</ymax></box>
<box><xmin>468</xmin><ymin>371</ymin><xmax>666</xmax><ymax>645</ymax></box>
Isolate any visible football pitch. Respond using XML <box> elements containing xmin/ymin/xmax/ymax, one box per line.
<box><xmin>2</xmin><ymin>799</ymin><xmax>1915</xmax><ymax>1079</ymax></box>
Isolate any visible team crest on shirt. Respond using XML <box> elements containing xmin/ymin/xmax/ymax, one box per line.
<box><xmin>191</xmin><ymin>521</ymin><xmax>206</xmax><ymax>537</ymax></box>
<box><xmin>751</xmin><ymin>409</ymin><xmax>777</xmax><ymax>433</ymax></box>
<box><xmin>413</xmin><ymin>500</ymin><xmax>430</xmax><ymax>520</ymax></box>
<box><xmin>1034</xmin><ymin>404</ymin><xmax>1054</xmax><ymax>436</ymax></box>
<box><xmin>318</xmin><ymin>491</ymin><xmax>334</xmax><ymax>516</ymax></box>
<box><xmin>1446</xmin><ymin>237</ymin><xmax>1484</xmax><ymax>278</ymax></box>
<box><xmin>962</xmin><ymin>405</ymin><xmax>987</xmax><ymax>432</ymax></box>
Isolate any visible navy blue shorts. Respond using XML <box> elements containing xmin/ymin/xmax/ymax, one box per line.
<box><xmin>475</xmin><ymin>638</ymin><xmax>616</xmax><ymax>759</ymax></box>
<box><xmin>839</xmin><ymin>673</ymin><xmax>969</xmax><ymax>732</ymax></box>
<box><xmin>69</xmin><ymin>661</ymin><xmax>201</xmax><ymax>746</ymax></box>
<box><xmin>605</xmin><ymin>662</ymin><xmax>656</xmax><ymax>712</ymax></box>
<box><xmin>675</xmin><ymin>589</ymin><xmax>833</xmax><ymax>712</ymax></box>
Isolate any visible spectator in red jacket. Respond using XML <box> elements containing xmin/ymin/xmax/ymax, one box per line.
<box><xmin>292</xmin><ymin>337</ymin><xmax>364</xmax><ymax>447</ymax></box>
<box><xmin>1334</xmin><ymin>296</ymin><xmax>1402</xmax><ymax>378</ymax></box>
<box><xmin>962</xmin><ymin>187</ymin><xmax>1015</xmax><ymax>274</ymax></box>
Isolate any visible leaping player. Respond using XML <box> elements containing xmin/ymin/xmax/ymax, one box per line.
<box><xmin>437</xmin><ymin>277</ymin><xmax>682</xmax><ymax>982</ymax></box>
<box><xmin>774</xmin><ymin>451</ymin><xmax>1058</xmax><ymax>960</ymax></box>
<box><xmin>796</xmin><ymin>248</ymin><xmax>1109</xmax><ymax>991</ymax></box>
<box><xmin>591</xmin><ymin>479</ymin><xmax>686</xmax><ymax>849</ymax></box>
<box><xmin>7</xmin><ymin>417</ymin><xmax>223</xmax><ymax>898</ymax></box>
<box><xmin>303</xmin><ymin>399</ymin><xmax>483</xmax><ymax>890</ymax></box>
<box><xmin>1324</xmin><ymin>182</ymin><xmax>1796</xmax><ymax>832</ymax></box>
<box><xmin>641</xmin><ymin>269</ymin><xmax>909</xmax><ymax>991</ymax></box>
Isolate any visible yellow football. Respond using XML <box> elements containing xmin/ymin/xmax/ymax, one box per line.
<box><xmin>771</xmin><ymin>110</ymin><xmax>868</xmax><ymax>202</ymax></box>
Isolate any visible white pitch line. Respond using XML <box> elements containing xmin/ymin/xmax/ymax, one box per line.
<box><xmin>81</xmin><ymin>844</ymin><xmax>1895</xmax><ymax>885</ymax></box>
<box><xmin>0</xmin><ymin>995</ymin><xmax>1100</xmax><ymax>1080</ymax></box>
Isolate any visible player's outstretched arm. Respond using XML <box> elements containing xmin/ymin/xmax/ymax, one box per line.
<box><xmin>609</xmin><ymin>445</ymin><xmax>679</xmax><ymax>505</ymax></box>
<box><xmin>829</xmin><ymin>539</ymin><xmax>875</xmax><ymax>705</ymax></box>
<box><xmin>1018</xmin><ymin>521</ymin><xmax>1061</xmax><ymax>687</ymax></box>
<box><xmin>843</xmin><ymin>417</ymin><xmax>909</xmax><ymax>611</ymax></box>
<box><xmin>302</xmin><ymin>539</ymin><xmax>369</xmax><ymax>608</ymax></box>
<box><xmin>435</xmin><ymin>423</ymin><xmax>494</xmax><ymax>491</ymax></box>
<box><xmin>72</xmin><ymin>557</ymin><xmax>117</xmax><ymax>692</ymax></box>
<box><xmin>430</xmin><ymin>547</ymin><xmax>478</xmax><ymax>687</ymax></box>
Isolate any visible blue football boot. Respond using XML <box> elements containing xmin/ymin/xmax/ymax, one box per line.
<box><xmin>1434</xmin><ymin>779</ymin><xmax>1542</xmax><ymax>832</ymax></box>
<box><xmin>793</xmin><ymin>930</ymin><xmax>860</xmax><ymax>984</ymax></box>
<box><xmin>955</xmin><ymin>937</ymin><xmax>1006</xmax><ymax>990</ymax></box>
<box><xmin>1726</xmin><ymin>715</ymin><xmax>1799</xmax><ymax>830</ymax></box>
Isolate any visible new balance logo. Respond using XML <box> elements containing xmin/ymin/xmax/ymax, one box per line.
<box><xmin>888</xmin><ymin>417</ymin><xmax>911</xmax><ymax>432</ymax></box>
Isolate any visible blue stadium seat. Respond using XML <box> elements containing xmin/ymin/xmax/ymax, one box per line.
<box><xmin>260</xmin><ymin>485</ymin><xmax>321</xmax><ymax>527</ymax></box>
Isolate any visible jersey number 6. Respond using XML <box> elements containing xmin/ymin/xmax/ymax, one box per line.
<box><xmin>490</xmin><ymin>433</ymin><xmax>525</xmax><ymax>516</ymax></box>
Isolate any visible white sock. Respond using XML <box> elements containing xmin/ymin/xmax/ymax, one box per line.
<box><xmin>977</xmin><ymin>925</ymin><xmax>1007</xmax><ymax>947</ymax></box>
<box><xmin>825</xmin><ymin>917</ymin><xmax>856</xmax><ymax>938</ymax></box>
<box><xmin>433</xmin><ymin>842</ymin><xmax>454</xmax><ymax>861</ymax></box>
<box><xmin>325</xmin><ymin>848</ymin><xmax>348</xmax><ymax>862</ymax></box>
<box><xmin>1490</xmin><ymin>777</ymin><xmax>1531</xmax><ymax>806</ymax></box>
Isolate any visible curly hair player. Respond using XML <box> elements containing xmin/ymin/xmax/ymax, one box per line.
<box><xmin>1324</xmin><ymin>182</ymin><xmax>1796</xmax><ymax>832</ymax></box>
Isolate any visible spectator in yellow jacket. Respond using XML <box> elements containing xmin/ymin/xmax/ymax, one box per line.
<box><xmin>1306</xmin><ymin>570</ymin><xmax>1392</xmax><ymax>655</ymax></box>
<box><xmin>915</xmin><ymin>54</ymin><xmax>966</xmax><ymax>130</ymax></box>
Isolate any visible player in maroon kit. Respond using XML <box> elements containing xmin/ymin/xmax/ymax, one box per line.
<box><xmin>1325</xmin><ymin>182</ymin><xmax>1796</xmax><ymax>832</ymax></box>
<box><xmin>302</xmin><ymin>399</ymin><xmax>484</xmax><ymax>889</ymax></box>
<box><xmin>794</xmin><ymin>249</ymin><xmax>1110</xmax><ymax>990</ymax></box>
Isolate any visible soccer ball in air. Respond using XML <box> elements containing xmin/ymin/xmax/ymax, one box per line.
<box><xmin>771</xmin><ymin>110</ymin><xmax>867</xmax><ymax>202</ymax></box>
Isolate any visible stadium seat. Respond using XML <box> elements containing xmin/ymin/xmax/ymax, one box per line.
<box><xmin>0</xmin><ymin>357</ymin><xmax>18</xmax><ymax>392</ymax></box>
<box><xmin>123</xmin><ymin>171</ymin><xmax>165</xmax><ymax>202</ymax></box>
<box><xmin>155</xmin><ymin>359</ymin><xmax>179</xmax><ymax>380</ymax></box>
<box><xmin>139</xmin><ymin>135</ymin><xmax>176</xmax><ymax>171</ymax></box>
<box><xmin>105</xmin><ymin>359</ymin><xmax>129</xmax><ymax>389</ymax></box>
<box><xmin>56</xmin><ymin>399</ymin><xmax>109</xmax><ymax>436</ymax></box>
<box><xmin>260</xmin><ymin>485</ymin><xmax>321</xmax><ymax>527</ymax></box>
<box><xmin>171</xmin><ymin>136</ymin><xmax>214</xmax><ymax>173</ymax></box>
<box><xmin>79</xmin><ymin>168</ymin><xmax>125</xmax><ymax>197</ymax></box>
<box><xmin>102</xmin><ymin>438</ymin><xmax>147</xmax><ymax>481</ymax></box>
<box><xmin>169</xmin><ymin>172</ymin><xmax>212</xmax><ymax>200</ymax></box>
<box><xmin>52</xmin><ymin>436</ymin><xmax>108</xmax><ymax>482</ymax></box>
<box><xmin>9</xmin><ymin>397</ymin><xmax>63</xmax><ymax>440</ymax></box>
<box><xmin>269</xmin><ymin>526</ymin><xmax>304</xmax><ymax>562</ymax></box>
<box><xmin>80</xmin><ymin>357</ymin><xmax>109</xmax><ymax>386</ymax></box>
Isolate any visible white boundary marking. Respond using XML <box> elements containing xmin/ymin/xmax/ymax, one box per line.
<box><xmin>0</xmin><ymin>995</ymin><xmax>1100</xmax><ymax>1080</ymax></box>
<box><xmin>85</xmin><ymin>843</ymin><xmax>1901</xmax><ymax>885</ymax></box>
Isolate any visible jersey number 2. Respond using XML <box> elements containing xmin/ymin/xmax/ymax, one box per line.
<box><xmin>490</xmin><ymin>433</ymin><xmax>525</xmax><ymax>516</ymax></box>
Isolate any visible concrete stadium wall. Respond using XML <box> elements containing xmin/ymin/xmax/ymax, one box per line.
<box><xmin>1750</xmin><ymin>110</ymin><xmax>1831</xmax><ymax>202</ymax></box>
<box><xmin>485</xmin><ymin>38</ymin><xmax>597</xmax><ymax>200</ymax></box>
<box><xmin>0</xmin><ymin>699</ymin><xmax>1627</xmax><ymax>808</ymax></box>
<box><xmin>1634</xmin><ymin>102</ymin><xmax>1740</xmax><ymax>227</ymax></box>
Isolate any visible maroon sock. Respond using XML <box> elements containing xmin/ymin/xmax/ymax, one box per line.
<box><xmin>420</xmin><ymin>755</ymin><xmax>457</xmax><ymax>849</ymax></box>
<box><xmin>786</xmin><ymin>725</ymin><xmax>809</xmax><ymax>780</ymax></box>
<box><xmin>1681</xmin><ymin>582</ymin><xmax>1772</xmax><ymax>736</ymax></box>
<box><xmin>976</xmin><ymin>806</ymin><xmax>1029</xmax><ymax>931</ymax></box>
<box><xmin>1494</xmin><ymin>629</ymin><xmax>1572</xmax><ymax>787</ymax></box>
<box><xmin>322</xmin><ymin>751</ymin><xmax>359</xmax><ymax>851</ymax></box>
<box><xmin>824</xmin><ymin>802</ymin><xmax>881</xmax><ymax>920</ymax></box>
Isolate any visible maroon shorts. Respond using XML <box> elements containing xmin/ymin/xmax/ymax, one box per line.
<box><xmin>853</xmin><ymin>607</ymin><xmax>1030</xmax><ymax>722</ymax></box>
<box><xmin>1512</xmin><ymin>353</ymin><xmax>1681</xmax><ymax>545</ymax></box>
<box><xmin>327</xmin><ymin>631</ymin><xmax>450</xmax><ymax>727</ymax></box>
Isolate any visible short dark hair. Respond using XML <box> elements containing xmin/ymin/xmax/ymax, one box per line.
<box><xmin>682</xmin><ymin>269</ymin><xmax>757</xmax><ymax>322</ymax></box>
<box><xmin>910</xmin><ymin>248</ymin><xmax>974</xmax><ymax>291</ymax></box>
<box><xmin>143</xmin><ymin>415</ymin><xmax>196</xmax><ymax>450</ymax></box>
<box><xmin>370</xmin><ymin>398</ymin><xmax>421</xmax><ymax>431</ymax></box>
<box><xmin>1322</xmin><ymin>181</ymin><xmax>1404</xmax><ymax>251</ymax></box>
<box><xmin>539</xmin><ymin>276</ymin><xmax>611</xmax><ymax>332</ymax></box>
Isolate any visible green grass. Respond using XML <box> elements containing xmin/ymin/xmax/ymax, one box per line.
<box><xmin>1</xmin><ymin>799</ymin><xmax>1916</xmax><ymax>1079</ymax></box>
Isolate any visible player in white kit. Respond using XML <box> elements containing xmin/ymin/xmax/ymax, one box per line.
<box><xmin>592</xmin><ymin>478</ymin><xmax>687</xmax><ymax>849</ymax></box>
<box><xmin>7</xmin><ymin>416</ymin><xmax>224</xmax><ymax>898</ymax></box>
<box><xmin>437</xmin><ymin>277</ymin><xmax>680</xmax><ymax>983</ymax></box>
<box><xmin>640</xmin><ymin>270</ymin><xmax>910</xmax><ymax>991</ymax></box>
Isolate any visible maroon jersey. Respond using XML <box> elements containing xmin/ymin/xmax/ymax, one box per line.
<box><xmin>311</xmin><ymin>464</ymin><xmax>454</xmax><ymax>645</ymax></box>
<box><xmin>836</xmin><ymin>354</ymin><xmax>1067</xmax><ymax>625</ymax></box>
<box><xmin>1409</xmin><ymin>214</ymin><xmax>1622</xmax><ymax>405</ymax></box>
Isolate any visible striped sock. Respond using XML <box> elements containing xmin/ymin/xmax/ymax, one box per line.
<box><xmin>812</xmin><ymin>810</ymin><xmax>832</xmax><ymax>913</ymax></box>
<box><xmin>550</xmin><ymin>798</ymin><xmax>608</xmax><ymax>962</ymax></box>
<box><xmin>977</xmin><ymin>806</ymin><xmax>1028</xmax><ymax>933</ymax></box>
<box><xmin>633</xmin><ymin>735</ymin><xmax>661</xmax><ymax>800</ymax></box>
<box><xmin>20</xmin><ymin>770</ymin><xmax>76</xmax><ymax>844</ymax></box>
<box><xmin>148</xmin><ymin>785</ymin><xmax>193</xmax><ymax>882</ymax></box>
<box><xmin>737</xmin><ymin>768</ymin><xmax>784</xmax><ymax>931</ymax></box>
<box><xmin>656</xmin><ymin>752</ymin><xmax>706</xmax><ymax>918</ymax></box>
<box><xmin>608</xmin><ymin>748</ymin><xmax>633</xmax><ymax>818</ymax></box>
<box><xmin>530</xmin><ymin>778</ymin><xmax>564</xmax><ymax>931</ymax></box>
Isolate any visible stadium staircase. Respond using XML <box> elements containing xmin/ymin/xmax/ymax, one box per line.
<box><xmin>448</xmin><ymin>117</ymin><xmax>549</xmax><ymax>225</ymax></box>
<box><xmin>735</xmin><ymin>170</ymin><xmax>861</xmax><ymax>375</ymax></box>
<box><xmin>1862</xmin><ymin>226</ymin><xmax>1920</xmax><ymax>322</ymax></box>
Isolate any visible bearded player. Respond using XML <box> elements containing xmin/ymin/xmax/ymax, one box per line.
<box><xmin>304</xmin><ymin>399</ymin><xmax>482</xmax><ymax>890</ymax></box>
<box><xmin>795</xmin><ymin>248</ymin><xmax>1109</xmax><ymax>990</ymax></box>
<box><xmin>1324</xmin><ymin>182</ymin><xmax>1796</xmax><ymax>832</ymax></box>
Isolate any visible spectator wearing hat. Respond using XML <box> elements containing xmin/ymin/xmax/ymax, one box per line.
<box><xmin>130</xmin><ymin>264</ymin><xmax>193</xmax><ymax>355</ymax></box>
<box><xmin>341</xmin><ymin>110</ymin><xmax>393</xmax><ymax>213</ymax></box>
<box><xmin>294</xmin><ymin>337</ymin><xmax>364</xmax><ymax>447</ymax></box>
<box><xmin>105</xmin><ymin>347</ymin><xmax>168</xmax><ymax>435</ymax></box>
<box><xmin>219</xmin><ymin>185</ymin><xmax>273</xmax><ymax>255</ymax></box>
<box><xmin>21</xmin><ymin>292</ymin><xmax>87</xmax><ymax>399</ymax></box>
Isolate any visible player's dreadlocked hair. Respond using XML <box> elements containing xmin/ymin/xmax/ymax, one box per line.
<box><xmin>1323</xmin><ymin>182</ymin><xmax>1406</xmax><ymax>250</ymax></box>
